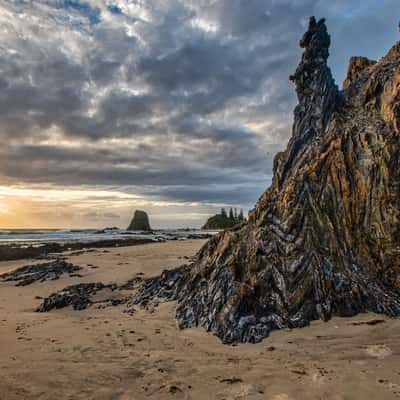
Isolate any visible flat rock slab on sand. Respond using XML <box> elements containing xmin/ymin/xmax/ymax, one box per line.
<box><xmin>0</xmin><ymin>239</ymin><xmax>400</xmax><ymax>400</ymax></box>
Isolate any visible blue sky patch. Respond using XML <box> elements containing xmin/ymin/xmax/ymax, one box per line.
<box><xmin>107</xmin><ymin>4</ymin><xmax>123</xmax><ymax>15</ymax></box>
<box><xmin>64</xmin><ymin>0</ymin><xmax>101</xmax><ymax>24</ymax></box>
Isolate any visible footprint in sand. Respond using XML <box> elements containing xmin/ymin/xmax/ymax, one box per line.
<box><xmin>365</xmin><ymin>344</ymin><xmax>393</xmax><ymax>359</ymax></box>
<box><xmin>378</xmin><ymin>379</ymin><xmax>400</xmax><ymax>397</ymax></box>
<box><xmin>218</xmin><ymin>382</ymin><xmax>265</xmax><ymax>399</ymax></box>
<box><xmin>270</xmin><ymin>395</ymin><xmax>293</xmax><ymax>400</ymax></box>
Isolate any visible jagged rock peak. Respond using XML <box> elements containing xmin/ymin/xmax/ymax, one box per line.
<box><xmin>290</xmin><ymin>17</ymin><xmax>330</xmax><ymax>84</ymax></box>
<box><xmin>277</xmin><ymin>17</ymin><xmax>339</xmax><ymax>186</ymax></box>
<box><xmin>127</xmin><ymin>210</ymin><xmax>151</xmax><ymax>231</ymax></box>
<box><xmin>290</xmin><ymin>17</ymin><xmax>333</xmax><ymax>94</ymax></box>
<box><xmin>343</xmin><ymin>56</ymin><xmax>377</xmax><ymax>90</ymax></box>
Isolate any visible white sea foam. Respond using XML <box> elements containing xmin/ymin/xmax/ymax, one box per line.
<box><xmin>0</xmin><ymin>229</ymin><xmax>217</xmax><ymax>245</ymax></box>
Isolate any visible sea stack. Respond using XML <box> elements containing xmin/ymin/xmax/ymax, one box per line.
<box><xmin>127</xmin><ymin>210</ymin><xmax>151</xmax><ymax>231</ymax></box>
<box><xmin>135</xmin><ymin>17</ymin><xmax>400</xmax><ymax>343</ymax></box>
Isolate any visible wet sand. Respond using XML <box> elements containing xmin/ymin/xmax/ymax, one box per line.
<box><xmin>0</xmin><ymin>239</ymin><xmax>400</xmax><ymax>400</ymax></box>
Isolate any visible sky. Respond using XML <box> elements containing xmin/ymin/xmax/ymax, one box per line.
<box><xmin>0</xmin><ymin>0</ymin><xmax>398</xmax><ymax>229</ymax></box>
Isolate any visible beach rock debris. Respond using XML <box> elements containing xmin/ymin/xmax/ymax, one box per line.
<box><xmin>134</xmin><ymin>17</ymin><xmax>400</xmax><ymax>343</ymax></box>
<box><xmin>127</xmin><ymin>210</ymin><xmax>152</xmax><ymax>231</ymax></box>
<box><xmin>36</xmin><ymin>274</ymin><xmax>149</xmax><ymax>312</ymax></box>
<box><xmin>0</xmin><ymin>260</ymin><xmax>82</xmax><ymax>286</ymax></box>
<box><xmin>36</xmin><ymin>282</ymin><xmax>119</xmax><ymax>311</ymax></box>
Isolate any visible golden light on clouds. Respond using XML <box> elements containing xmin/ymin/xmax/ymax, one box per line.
<box><xmin>0</xmin><ymin>197</ymin><xmax>8</xmax><ymax>214</ymax></box>
<box><xmin>0</xmin><ymin>186</ymin><xmax>138</xmax><ymax>202</ymax></box>
<box><xmin>0</xmin><ymin>185</ymin><xmax>212</xmax><ymax>229</ymax></box>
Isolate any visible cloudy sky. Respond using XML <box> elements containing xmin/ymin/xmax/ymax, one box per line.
<box><xmin>0</xmin><ymin>0</ymin><xmax>398</xmax><ymax>228</ymax></box>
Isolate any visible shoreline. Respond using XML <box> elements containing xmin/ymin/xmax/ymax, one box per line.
<box><xmin>0</xmin><ymin>237</ymin><xmax>155</xmax><ymax>262</ymax></box>
<box><xmin>0</xmin><ymin>232</ymin><xmax>214</xmax><ymax>262</ymax></box>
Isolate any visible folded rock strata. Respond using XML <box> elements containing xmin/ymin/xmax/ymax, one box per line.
<box><xmin>135</xmin><ymin>17</ymin><xmax>400</xmax><ymax>343</ymax></box>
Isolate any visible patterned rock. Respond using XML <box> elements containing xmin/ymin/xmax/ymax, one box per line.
<box><xmin>136</xmin><ymin>17</ymin><xmax>400</xmax><ymax>343</ymax></box>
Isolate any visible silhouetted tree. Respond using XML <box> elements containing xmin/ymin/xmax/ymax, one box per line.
<box><xmin>221</xmin><ymin>208</ymin><xmax>227</xmax><ymax>218</ymax></box>
<box><xmin>234</xmin><ymin>208</ymin><xmax>238</xmax><ymax>220</ymax></box>
<box><xmin>238</xmin><ymin>209</ymin><xmax>244</xmax><ymax>221</ymax></box>
<box><xmin>229</xmin><ymin>208</ymin><xmax>234</xmax><ymax>220</ymax></box>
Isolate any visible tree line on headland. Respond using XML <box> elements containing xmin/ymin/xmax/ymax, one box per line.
<box><xmin>202</xmin><ymin>207</ymin><xmax>246</xmax><ymax>230</ymax></box>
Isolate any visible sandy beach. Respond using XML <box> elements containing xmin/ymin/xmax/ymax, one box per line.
<box><xmin>1</xmin><ymin>239</ymin><xmax>400</xmax><ymax>400</ymax></box>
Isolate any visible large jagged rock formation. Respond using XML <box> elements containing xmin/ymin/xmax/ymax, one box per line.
<box><xmin>127</xmin><ymin>210</ymin><xmax>151</xmax><ymax>231</ymax></box>
<box><xmin>136</xmin><ymin>17</ymin><xmax>400</xmax><ymax>343</ymax></box>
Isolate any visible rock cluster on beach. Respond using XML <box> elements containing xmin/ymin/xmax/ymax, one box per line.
<box><xmin>36</xmin><ymin>282</ymin><xmax>119</xmax><ymax>311</ymax></box>
<box><xmin>134</xmin><ymin>17</ymin><xmax>400</xmax><ymax>343</ymax></box>
<box><xmin>0</xmin><ymin>260</ymin><xmax>82</xmax><ymax>286</ymax></box>
<box><xmin>36</xmin><ymin>273</ymin><xmax>150</xmax><ymax>313</ymax></box>
<box><xmin>127</xmin><ymin>210</ymin><xmax>152</xmax><ymax>231</ymax></box>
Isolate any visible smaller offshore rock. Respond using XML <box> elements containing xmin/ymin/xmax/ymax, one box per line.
<box><xmin>0</xmin><ymin>260</ymin><xmax>81</xmax><ymax>286</ymax></box>
<box><xmin>127</xmin><ymin>210</ymin><xmax>152</xmax><ymax>231</ymax></box>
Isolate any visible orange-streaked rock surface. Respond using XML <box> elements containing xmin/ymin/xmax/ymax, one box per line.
<box><xmin>137</xmin><ymin>17</ymin><xmax>400</xmax><ymax>343</ymax></box>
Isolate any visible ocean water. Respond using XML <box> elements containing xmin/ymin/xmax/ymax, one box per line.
<box><xmin>0</xmin><ymin>229</ymin><xmax>217</xmax><ymax>245</ymax></box>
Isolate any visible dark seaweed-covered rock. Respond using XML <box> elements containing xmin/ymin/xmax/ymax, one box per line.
<box><xmin>36</xmin><ymin>282</ymin><xmax>111</xmax><ymax>311</ymax></box>
<box><xmin>133</xmin><ymin>17</ymin><xmax>400</xmax><ymax>343</ymax></box>
<box><xmin>0</xmin><ymin>260</ymin><xmax>81</xmax><ymax>286</ymax></box>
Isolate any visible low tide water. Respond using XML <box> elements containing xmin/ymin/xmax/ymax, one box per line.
<box><xmin>0</xmin><ymin>229</ymin><xmax>217</xmax><ymax>245</ymax></box>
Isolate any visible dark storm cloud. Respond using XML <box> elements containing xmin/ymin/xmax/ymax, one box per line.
<box><xmin>150</xmin><ymin>183</ymin><xmax>269</xmax><ymax>205</ymax></box>
<box><xmin>0</xmin><ymin>0</ymin><xmax>398</xmax><ymax>207</ymax></box>
<box><xmin>0</xmin><ymin>142</ymin><xmax>272</xmax><ymax>188</ymax></box>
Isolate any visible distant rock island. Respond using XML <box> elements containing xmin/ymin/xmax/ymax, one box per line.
<box><xmin>202</xmin><ymin>208</ymin><xmax>245</xmax><ymax>230</ymax></box>
<box><xmin>127</xmin><ymin>210</ymin><xmax>151</xmax><ymax>231</ymax></box>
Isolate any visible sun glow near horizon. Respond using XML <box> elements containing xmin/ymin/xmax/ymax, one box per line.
<box><xmin>0</xmin><ymin>197</ymin><xmax>8</xmax><ymax>214</ymax></box>
<box><xmin>0</xmin><ymin>184</ymin><xmax>223</xmax><ymax>229</ymax></box>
